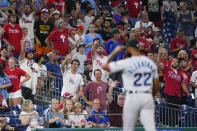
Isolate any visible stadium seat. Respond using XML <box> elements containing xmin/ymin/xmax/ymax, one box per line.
<box><xmin>34</xmin><ymin>105</ymin><xmax>49</xmax><ymax>115</ymax></box>
<box><xmin>5</xmin><ymin>117</ymin><xmax>21</xmax><ymax>127</ymax></box>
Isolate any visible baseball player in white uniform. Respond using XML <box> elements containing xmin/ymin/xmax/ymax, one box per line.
<box><xmin>103</xmin><ymin>40</ymin><xmax>159</xmax><ymax>131</ymax></box>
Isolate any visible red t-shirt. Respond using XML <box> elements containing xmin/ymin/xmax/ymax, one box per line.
<box><xmin>110</xmin><ymin>0</ymin><xmax>121</xmax><ymax>7</ymax></box>
<box><xmin>126</xmin><ymin>0</ymin><xmax>141</xmax><ymax>18</ymax></box>
<box><xmin>139</xmin><ymin>37</ymin><xmax>150</xmax><ymax>55</ymax></box>
<box><xmin>4</xmin><ymin>68</ymin><xmax>26</xmax><ymax>92</ymax></box>
<box><xmin>47</xmin><ymin>0</ymin><xmax>67</xmax><ymax>12</ymax></box>
<box><xmin>191</xmin><ymin>49</ymin><xmax>197</xmax><ymax>64</ymax></box>
<box><xmin>180</xmin><ymin>70</ymin><xmax>190</xmax><ymax>96</ymax></box>
<box><xmin>47</xmin><ymin>29</ymin><xmax>69</xmax><ymax>56</ymax></box>
<box><xmin>163</xmin><ymin>66</ymin><xmax>184</xmax><ymax>97</ymax></box>
<box><xmin>82</xmin><ymin>81</ymin><xmax>109</xmax><ymax>110</ymax></box>
<box><xmin>3</xmin><ymin>24</ymin><xmax>23</xmax><ymax>54</ymax></box>
<box><xmin>169</xmin><ymin>38</ymin><xmax>187</xmax><ymax>56</ymax></box>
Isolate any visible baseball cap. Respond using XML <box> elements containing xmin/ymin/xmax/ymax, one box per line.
<box><xmin>84</xmin><ymin>59</ymin><xmax>92</xmax><ymax>65</ymax></box>
<box><xmin>153</xmin><ymin>27</ymin><xmax>161</xmax><ymax>32</ymax></box>
<box><xmin>53</xmin><ymin>10</ymin><xmax>60</xmax><ymax>15</ymax></box>
<box><xmin>63</xmin><ymin>92</ymin><xmax>73</xmax><ymax>99</ymax></box>
<box><xmin>26</xmin><ymin>48</ymin><xmax>34</xmax><ymax>53</ymax></box>
<box><xmin>77</xmin><ymin>24</ymin><xmax>84</xmax><ymax>31</ymax></box>
<box><xmin>116</xmin><ymin>25</ymin><xmax>125</xmax><ymax>30</ymax></box>
<box><xmin>105</xmin><ymin>14</ymin><xmax>113</xmax><ymax>20</ymax></box>
<box><xmin>125</xmin><ymin>40</ymin><xmax>140</xmax><ymax>49</ymax></box>
<box><xmin>56</xmin><ymin>56</ymin><xmax>64</xmax><ymax>60</ymax></box>
<box><xmin>79</xmin><ymin>10</ymin><xmax>86</xmax><ymax>14</ymax></box>
<box><xmin>78</xmin><ymin>43</ymin><xmax>85</xmax><ymax>47</ymax></box>
<box><xmin>34</xmin><ymin>53</ymin><xmax>41</xmax><ymax>59</ymax></box>
<box><xmin>41</xmin><ymin>8</ymin><xmax>49</xmax><ymax>13</ymax></box>
<box><xmin>111</xmin><ymin>28</ymin><xmax>120</xmax><ymax>35</ymax></box>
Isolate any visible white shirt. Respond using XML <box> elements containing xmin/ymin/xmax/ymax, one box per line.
<box><xmin>73</xmin><ymin>53</ymin><xmax>86</xmax><ymax>74</ymax></box>
<box><xmin>19</xmin><ymin>12</ymin><xmax>35</xmax><ymax>41</ymax></box>
<box><xmin>61</xmin><ymin>70</ymin><xmax>84</xmax><ymax>98</ymax></box>
<box><xmin>19</xmin><ymin>58</ymin><xmax>40</xmax><ymax>95</ymax></box>
<box><xmin>69</xmin><ymin>110</ymin><xmax>88</xmax><ymax>124</ymax></box>
<box><xmin>91</xmin><ymin>53</ymin><xmax>109</xmax><ymax>82</ymax></box>
<box><xmin>163</xmin><ymin>0</ymin><xmax>177</xmax><ymax>12</ymax></box>
<box><xmin>134</xmin><ymin>21</ymin><xmax>156</xmax><ymax>30</ymax></box>
<box><xmin>68</xmin><ymin>37</ymin><xmax>77</xmax><ymax>54</ymax></box>
<box><xmin>36</xmin><ymin>64</ymin><xmax>47</xmax><ymax>77</ymax></box>
<box><xmin>190</xmin><ymin>70</ymin><xmax>197</xmax><ymax>97</ymax></box>
<box><xmin>1</xmin><ymin>98</ymin><xmax>8</xmax><ymax>108</ymax></box>
<box><xmin>84</xmin><ymin>16</ymin><xmax>94</xmax><ymax>26</ymax></box>
<box><xmin>109</xmin><ymin>56</ymin><xmax>158</xmax><ymax>92</ymax></box>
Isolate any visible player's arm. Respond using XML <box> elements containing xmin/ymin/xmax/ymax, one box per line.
<box><xmin>102</xmin><ymin>46</ymin><xmax>125</xmax><ymax>72</ymax></box>
<box><xmin>152</xmin><ymin>78</ymin><xmax>159</xmax><ymax>98</ymax></box>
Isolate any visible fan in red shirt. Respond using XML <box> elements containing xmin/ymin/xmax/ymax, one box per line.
<box><xmin>3</xmin><ymin>14</ymin><xmax>23</xmax><ymax>57</ymax></box>
<box><xmin>110</xmin><ymin>0</ymin><xmax>121</xmax><ymax>7</ymax></box>
<box><xmin>161</xmin><ymin>58</ymin><xmax>189</xmax><ymax>101</ymax></box>
<box><xmin>191</xmin><ymin>38</ymin><xmax>197</xmax><ymax>71</ymax></box>
<box><xmin>169</xmin><ymin>28</ymin><xmax>188</xmax><ymax>57</ymax></box>
<box><xmin>4</xmin><ymin>57</ymin><xmax>31</xmax><ymax>106</ymax></box>
<box><xmin>47</xmin><ymin>0</ymin><xmax>67</xmax><ymax>12</ymax></box>
<box><xmin>126</xmin><ymin>0</ymin><xmax>141</xmax><ymax>18</ymax></box>
<box><xmin>130</xmin><ymin>28</ymin><xmax>150</xmax><ymax>55</ymax></box>
<box><xmin>178</xmin><ymin>58</ymin><xmax>191</xmax><ymax>104</ymax></box>
<box><xmin>45</xmin><ymin>18</ymin><xmax>69</xmax><ymax>56</ymax></box>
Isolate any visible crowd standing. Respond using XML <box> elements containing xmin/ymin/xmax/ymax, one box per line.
<box><xmin>0</xmin><ymin>0</ymin><xmax>196</xmax><ymax>129</ymax></box>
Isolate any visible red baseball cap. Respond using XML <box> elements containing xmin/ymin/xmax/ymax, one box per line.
<box><xmin>34</xmin><ymin>53</ymin><xmax>41</xmax><ymax>59</ymax></box>
<box><xmin>77</xmin><ymin>24</ymin><xmax>84</xmax><ymax>31</ymax></box>
<box><xmin>63</xmin><ymin>92</ymin><xmax>73</xmax><ymax>99</ymax></box>
<box><xmin>116</xmin><ymin>25</ymin><xmax>125</xmax><ymax>30</ymax></box>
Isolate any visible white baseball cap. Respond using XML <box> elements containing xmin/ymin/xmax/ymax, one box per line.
<box><xmin>53</xmin><ymin>10</ymin><xmax>60</xmax><ymax>15</ymax></box>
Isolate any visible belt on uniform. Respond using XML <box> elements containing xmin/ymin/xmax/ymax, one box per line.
<box><xmin>128</xmin><ymin>91</ymin><xmax>152</xmax><ymax>94</ymax></box>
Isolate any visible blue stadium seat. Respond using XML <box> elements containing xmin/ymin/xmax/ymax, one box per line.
<box><xmin>5</xmin><ymin>117</ymin><xmax>21</xmax><ymax>127</ymax></box>
<box><xmin>34</xmin><ymin>105</ymin><xmax>49</xmax><ymax>115</ymax></box>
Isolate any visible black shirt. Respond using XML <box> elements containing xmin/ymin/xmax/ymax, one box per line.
<box><xmin>98</xmin><ymin>29</ymin><xmax>112</xmax><ymax>42</ymax></box>
<box><xmin>142</xmin><ymin>0</ymin><xmax>163</xmax><ymax>22</ymax></box>
<box><xmin>34</xmin><ymin>19</ymin><xmax>54</xmax><ymax>46</ymax></box>
<box><xmin>84</xmin><ymin>69</ymin><xmax>92</xmax><ymax>82</ymax></box>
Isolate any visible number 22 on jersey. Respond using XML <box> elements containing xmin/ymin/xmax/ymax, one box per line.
<box><xmin>134</xmin><ymin>72</ymin><xmax>152</xmax><ymax>87</ymax></box>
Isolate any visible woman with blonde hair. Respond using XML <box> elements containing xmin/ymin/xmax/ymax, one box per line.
<box><xmin>69</xmin><ymin>102</ymin><xmax>92</xmax><ymax>128</ymax></box>
<box><xmin>4</xmin><ymin>57</ymin><xmax>31</xmax><ymax>106</ymax></box>
<box><xmin>61</xmin><ymin>99</ymin><xmax>74</xmax><ymax>128</ymax></box>
<box><xmin>177</xmin><ymin>50</ymin><xmax>192</xmax><ymax>72</ymax></box>
<box><xmin>19</xmin><ymin>100</ymin><xmax>43</xmax><ymax>131</ymax></box>
<box><xmin>43</xmin><ymin>99</ymin><xmax>64</xmax><ymax>128</ymax></box>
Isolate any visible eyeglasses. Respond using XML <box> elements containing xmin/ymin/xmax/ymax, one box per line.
<box><xmin>118</xmin><ymin>98</ymin><xmax>125</xmax><ymax>100</ymax></box>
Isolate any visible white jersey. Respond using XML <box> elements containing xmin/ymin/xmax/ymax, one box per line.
<box><xmin>91</xmin><ymin>53</ymin><xmax>109</xmax><ymax>82</ymax></box>
<box><xmin>109</xmin><ymin>56</ymin><xmax>158</xmax><ymax>92</ymax></box>
<box><xmin>190</xmin><ymin>70</ymin><xmax>197</xmax><ymax>97</ymax></box>
<box><xmin>61</xmin><ymin>70</ymin><xmax>84</xmax><ymax>98</ymax></box>
<box><xmin>19</xmin><ymin>58</ymin><xmax>40</xmax><ymax>95</ymax></box>
<box><xmin>19</xmin><ymin>12</ymin><xmax>35</xmax><ymax>41</ymax></box>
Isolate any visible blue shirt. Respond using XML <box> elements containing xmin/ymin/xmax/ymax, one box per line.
<box><xmin>105</xmin><ymin>39</ymin><xmax>124</xmax><ymax>61</ymax></box>
<box><xmin>81</xmin><ymin>0</ymin><xmax>97</xmax><ymax>15</ymax></box>
<box><xmin>46</xmin><ymin>62</ymin><xmax>62</xmax><ymax>91</ymax></box>
<box><xmin>43</xmin><ymin>108</ymin><xmax>64</xmax><ymax>127</ymax></box>
<box><xmin>22</xmin><ymin>0</ymin><xmax>40</xmax><ymax>8</ymax></box>
<box><xmin>83</xmin><ymin>33</ymin><xmax>103</xmax><ymax>55</ymax></box>
<box><xmin>0</xmin><ymin>0</ymin><xmax>9</xmax><ymax>7</ymax></box>
<box><xmin>0</xmin><ymin>74</ymin><xmax>11</xmax><ymax>100</ymax></box>
<box><xmin>86</xmin><ymin>109</ymin><xmax>109</xmax><ymax>124</ymax></box>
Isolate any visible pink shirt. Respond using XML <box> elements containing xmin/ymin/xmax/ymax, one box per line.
<box><xmin>83</xmin><ymin>81</ymin><xmax>109</xmax><ymax>110</ymax></box>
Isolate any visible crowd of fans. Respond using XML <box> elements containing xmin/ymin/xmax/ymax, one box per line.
<box><xmin>0</xmin><ymin>0</ymin><xmax>196</xmax><ymax>130</ymax></box>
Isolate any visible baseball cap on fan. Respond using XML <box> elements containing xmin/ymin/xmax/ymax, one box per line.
<box><xmin>63</xmin><ymin>92</ymin><xmax>73</xmax><ymax>99</ymax></box>
<box><xmin>41</xmin><ymin>8</ymin><xmax>49</xmax><ymax>13</ymax></box>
